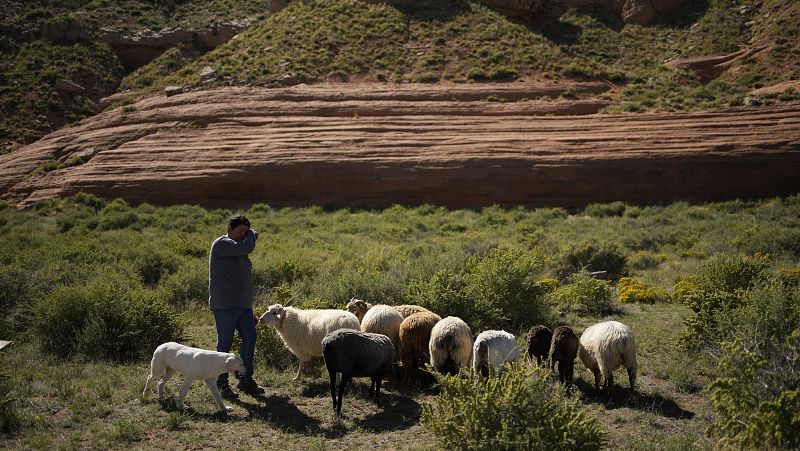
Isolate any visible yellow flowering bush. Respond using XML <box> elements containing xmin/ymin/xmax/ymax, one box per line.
<box><xmin>617</xmin><ymin>277</ymin><xmax>669</xmax><ymax>304</ymax></box>
<box><xmin>672</xmin><ymin>274</ymin><xmax>703</xmax><ymax>306</ymax></box>
<box><xmin>535</xmin><ymin>277</ymin><xmax>561</xmax><ymax>294</ymax></box>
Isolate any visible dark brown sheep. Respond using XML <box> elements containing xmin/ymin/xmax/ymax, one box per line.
<box><xmin>549</xmin><ymin>326</ymin><xmax>579</xmax><ymax>386</ymax></box>
<box><xmin>525</xmin><ymin>325</ymin><xmax>553</xmax><ymax>366</ymax></box>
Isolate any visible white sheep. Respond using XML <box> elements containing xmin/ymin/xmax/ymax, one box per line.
<box><xmin>360</xmin><ymin>304</ymin><xmax>404</xmax><ymax>361</ymax></box>
<box><xmin>578</xmin><ymin>320</ymin><xmax>637</xmax><ymax>395</ymax></box>
<box><xmin>472</xmin><ymin>330</ymin><xmax>521</xmax><ymax>376</ymax></box>
<box><xmin>429</xmin><ymin>316</ymin><xmax>473</xmax><ymax>375</ymax></box>
<box><xmin>258</xmin><ymin>304</ymin><xmax>360</xmax><ymax>380</ymax></box>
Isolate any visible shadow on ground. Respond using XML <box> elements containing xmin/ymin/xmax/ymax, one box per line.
<box><xmin>573</xmin><ymin>379</ymin><xmax>695</xmax><ymax>419</ymax></box>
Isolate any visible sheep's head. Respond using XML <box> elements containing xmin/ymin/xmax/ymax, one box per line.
<box><xmin>225</xmin><ymin>354</ymin><xmax>246</xmax><ymax>374</ymax></box>
<box><xmin>259</xmin><ymin>304</ymin><xmax>285</xmax><ymax>328</ymax></box>
<box><xmin>346</xmin><ymin>297</ymin><xmax>371</xmax><ymax>322</ymax></box>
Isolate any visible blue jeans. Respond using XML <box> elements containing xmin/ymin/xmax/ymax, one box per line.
<box><xmin>213</xmin><ymin>308</ymin><xmax>256</xmax><ymax>385</ymax></box>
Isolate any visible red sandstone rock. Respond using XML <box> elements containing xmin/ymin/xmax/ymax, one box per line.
<box><xmin>1</xmin><ymin>82</ymin><xmax>798</xmax><ymax>208</ymax></box>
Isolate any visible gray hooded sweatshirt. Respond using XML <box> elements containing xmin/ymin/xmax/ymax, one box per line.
<box><xmin>208</xmin><ymin>229</ymin><xmax>257</xmax><ymax>310</ymax></box>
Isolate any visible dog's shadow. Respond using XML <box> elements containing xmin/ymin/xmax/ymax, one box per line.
<box><xmin>156</xmin><ymin>398</ymin><xmax>234</xmax><ymax>423</ymax></box>
<box><xmin>572</xmin><ymin>379</ymin><xmax>695</xmax><ymax>419</ymax></box>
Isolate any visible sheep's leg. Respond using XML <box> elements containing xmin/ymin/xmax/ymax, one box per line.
<box><xmin>566</xmin><ymin>361</ymin><xmax>574</xmax><ymax>387</ymax></box>
<box><xmin>337</xmin><ymin>374</ymin><xmax>351</xmax><ymax>415</ymax></box>
<box><xmin>627</xmin><ymin>367</ymin><xmax>636</xmax><ymax>392</ymax></box>
<box><xmin>591</xmin><ymin>367</ymin><xmax>601</xmax><ymax>392</ymax></box>
<box><xmin>158</xmin><ymin>367</ymin><xmax>175</xmax><ymax>399</ymax></box>
<box><xmin>328</xmin><ymin>368</ymin><xmax>338</xmax><ymax>412</ymax></box>
<box><xmin>605</xmin><ymin>372</ymin><xmax>614</xmax><ymax>399</ymax></box>
<box><xmin>293</xmin><ymin>360</ymin><xmax>305</xmax><ymax>381</ymax></box>
<box><xmin>373</xmin><ymin>376</ymin><xmax>383</xmax><ymax>407</ymax></box>
<box><xmin>206</xmin><ymin>379</ymin><xmax>231</xmax><ymax>412</ymax></box>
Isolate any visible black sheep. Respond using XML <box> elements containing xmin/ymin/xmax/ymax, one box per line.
<box><xmin>322</xmin><ymin>329</ymin><xmax>394</xmax><ymax>415</ymax></box>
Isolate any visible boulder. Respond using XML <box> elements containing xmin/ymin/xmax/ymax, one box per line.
<box><xmin>165</xmin><ymin>86</ymin><xmax>185</xmax><ymax>97</ymax></box>
<box><xmin>621</xmin><ymin>0</ymin><xmax>656</xmax><ymax>25</ymax></box>
<box><xmin>55</xmin><ymin>79</ymin><xmax>85</xmax><ymax>95</ymax></box>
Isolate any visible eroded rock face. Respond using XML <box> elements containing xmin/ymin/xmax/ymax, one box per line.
<box><xmin>98</xmin><ymin>19</ymin><xmax>254</xmax><ymax>69</ymax></box>
<box><xmin>1</xmin><ymin>83</ymin><xmax>798</xmax><ymax>208</ymax></box>
<box><xmin>548</xmin><ymin>0</ymin><xmax>686</xmax><ymax>25</ymax></box>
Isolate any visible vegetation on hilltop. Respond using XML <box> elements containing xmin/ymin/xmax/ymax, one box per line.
<box><xmin>2</xmin><ymin>0</ymin><xmax>799</xmax><ymax>153</ymax></box>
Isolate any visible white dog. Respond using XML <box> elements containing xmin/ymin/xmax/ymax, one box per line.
<box><xmin>143</xmin><ymin>342</ymin><xmax>246</xmax><ymax>412</ymax></box>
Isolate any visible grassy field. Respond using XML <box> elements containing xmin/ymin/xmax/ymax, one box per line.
<box><xmin>1</xmin><ymin>195</ymin><xmax>798</xmax><ymax>449</ymax></box>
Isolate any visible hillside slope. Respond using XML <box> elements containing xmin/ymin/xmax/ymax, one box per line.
<box><xmin>2</xmin><ymin>83</ymin><xmax>798</xmax><ymax>208</ymax></box>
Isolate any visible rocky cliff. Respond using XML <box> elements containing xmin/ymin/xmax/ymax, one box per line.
<box><xmin>2</xmin><ymin>83</ymin><xmax>798</xmax><ymax>208</ymax></box>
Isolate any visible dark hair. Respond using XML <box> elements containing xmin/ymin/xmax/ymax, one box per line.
<box><xmin>228</xmin><ymin>214</ymin><xmax>250</xmax><ymax>230</ymax></box>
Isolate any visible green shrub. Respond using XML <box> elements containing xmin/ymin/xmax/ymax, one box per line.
<box><xmin>671</xmin><ymin>274</ymin><xmax>702</xmax><ymax>306</ymax></box>
<box><xmin>466</xmin><ymin>249</ymin><xmax>550</xmax><ymax>331</ymax></box>
<box><xmin>156</xmin><ymin>263</ymin><xmax>208</xmax><ymax>306</ymax></box>
<box><xmin>679</xmin><ymin>254</ymin><xmax>773</xmax><ymax>350</ymax></box>
<box><xmin>584</xmin><ymin>201</ymin><xmax>626</xmax><ymax>218</ymax></box>
<box><xmin>548</xmin><ymin>272</ymin><xmax>614</xmax><ymax>316</ymax></box>
<box><xmin>411</xmin><ymin>250</ymin><xmax>552</xmax><ymax>332</ymax></box>
<box><xmin>34</xmin><ymin>282</ymin><xmax>184</xmax><ymax>361</ymax></box>
<box><xmin>708</xmin><ymin>331</ymin><xmax>800</xmax><ymax>449</ymax></box>
<box><xmin>422</xmin><ymin>365</ymin><xmax>605</xmax><ymax>450</ymax></box>
<box><xmin>135</xmin><ymin>251</ymin><xmax>179</xmax><ymax>286</ymax></box>
<box><xmin>556</xmin><ymin>240</ymin><xmax>627</xmax><ymax>281</ymax></box>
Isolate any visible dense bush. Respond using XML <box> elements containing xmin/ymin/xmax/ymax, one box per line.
<box><xmin>584</xmin><ymin>201</ymin><xmax>627</xmax><ymax>218</ymax></box>
<box><xmin>422</xmin><ymin>365</ymin><xmax>605</xmax><ymax>450</ymax></box>
<box><xmin>410</xmin><ymin>250</ymin><xmax>552</xmax><ymax>332</ymax></box>
<box><xmin>706</xmin><ymin>280</ymin><xmax>800</xmax><ymax>448</ymax></box>
<box><xmin>679</xmin><ymin>254</ymin><xmax>773</xmax><ymax>350</ymax></box>
<box><xmin>548</xmin><ymin>272</ymin><xmax>614</xmax><ymax>316</ymax></box>
<box><xmin>556</xmin><ymin>240</ymin><xmax>627</xmax><ymax>281</ymax></box>
<box><xmin>34</xmin><ymin>281</ymin><xmax>184</xmax><ymax>362</ymax></box>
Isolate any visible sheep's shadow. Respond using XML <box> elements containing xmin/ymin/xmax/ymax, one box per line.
<box><xmin>358</xmin><ymin>392</ymin><xmax>422</xmax><ymax>432</ymax></box>
<box><xmin>232</xmin><ymin>394</ymin><xmax>323</xmax><ymax>433</ymax></box>
<box><xmin>304</xmin><ymin>379</ymin><xmax>423</xmax><ymax>433</ymax></box>
<box><xmin>573</xmin><ymin>379</ymin><xmax>695</xmax><ymax>419</ymax></box>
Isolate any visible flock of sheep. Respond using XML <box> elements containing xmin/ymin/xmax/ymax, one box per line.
<box><xmin>257</xmin><ymin>299</ymin><xmax>638</xmax><ymax>415</ymax></box>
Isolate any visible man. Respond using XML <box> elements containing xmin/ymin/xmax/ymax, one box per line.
<box><xmin>208</xmin><ymin>214</ymin><xmax>265</xmax><ymax>397</ymax></box>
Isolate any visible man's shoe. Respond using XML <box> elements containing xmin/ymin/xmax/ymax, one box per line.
<box><xmin>236</xmin><ymin>378</ymin><xmax>265</xmax><ymax>396</ymax></box>
<box><xmin>218</xmin><ymin>383</ymin><xmax>239</xmax><ymax>400</ymax></box>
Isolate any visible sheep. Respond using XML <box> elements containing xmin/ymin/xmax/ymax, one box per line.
<box><xmin>525</xmin><ymin>325</ymin><xmax>553</xmax><ymax>366</ymax></box>
<box><xmin>391</xmin><ymin>304</ymin><xmax>430</xmax><ymax>319</ymax></box>
<box><xmin>258</xmin><ymin>304</ymin><xmax>360</xmax><ymax>380</ymax></box>
<box><xmin>398</xmin><ymin>311</ymin><xmax>442</xmax><ymax>379</ymax></box>
<box><xmin>549</xmin><ymin>326</ymin><xmax>579</xmax><ymax>386</ymax></box>
<box><xmin>473</xmin><ymin>330</ymin><xmax>521</xmax><ymax>376</ymax></box>
<box><xmin>346</xmin><ymin>297</ymin><xmax>373</xmax><ymax>322</ymax></box>
<box><xmin>360</xmin><ymin>304</ymin><xmax>404</xmax><ymax>361</ymax></box>
<box><xmin>322</xmin><ymin>329</ymin><xmax>394</xmax><ymax>415</ymax></box>
<box><xmin>578</xmin><ymin>320</ymin><xmax>637</xmax><ymax>395</ymax></box>
<box><xmin>429</xmin><ymin>316</ymin><xmax>473</xmax><ymax>375</ymax></box>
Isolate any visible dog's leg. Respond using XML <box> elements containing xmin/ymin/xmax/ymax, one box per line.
<box><xmin>143</xmin><ymin>373</ymin><xmax>155</xmax><ymax>397</ymax></box>
<box><xmin>158</xmin><ymin>367</ymin><xmax>175</xmax><ymax>399</ymax></box>
<box><xmin>206</xmin><ymin>379</ymin><xmax>232</xmax><ymax>413</ymax></box>
<box><xmin>176</xmin><ymin>377</ymin><xmax>192</xmax><ymax>410</ymax></box>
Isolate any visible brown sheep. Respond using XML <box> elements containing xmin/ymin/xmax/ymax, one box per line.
<box><xmin>346</xmin><ymin>297</ymin><xmax>372</xmax><ymax>322</ymax></box>
<box><xmin>549</xmin><ymin>326</ymin><xmax>579</xmax><ymax>386</ymax></box>
<box><xmin>525</xmin><ymin>325</ymin><xmax>553</xmax><ymax>366</ymax></box>
<box><xmin>398</xmin><ymin>311</ymin><xmax>441</xmax><ymax>379</ymax></box>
